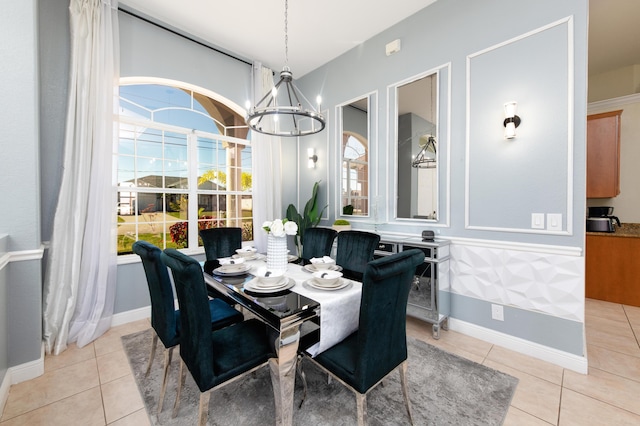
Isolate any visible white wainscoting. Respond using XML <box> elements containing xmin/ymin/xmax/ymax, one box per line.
<box><xmin>449</xmin><ymin>239</ymin><xmax>584</xmax><ymax>322</ymax></box>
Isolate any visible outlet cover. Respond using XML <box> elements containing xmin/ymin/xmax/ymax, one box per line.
<box><xmin>491</xmin><ymin>304</ymin><xmax>504</xmax><ymax>321</ymax></box>
<box><xmin>547</xmin><ymin>213</ymin><xmax>562</xmax><ymax>231</ymax></box>
<box><xmin>531</xmin><ymin>213</ymin><xmax>545</xmax><ymax>229</ymax></box>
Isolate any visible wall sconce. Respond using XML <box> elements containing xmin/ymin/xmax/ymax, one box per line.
<box><xmin>307</xmin><ymin>147</ymin><xmax>318</xmax><ymax>169</ymax></box>
<box><xmin>503</xmin><ymin>101</ymin><xmax>521</xmax><ymax>139</ymax></box>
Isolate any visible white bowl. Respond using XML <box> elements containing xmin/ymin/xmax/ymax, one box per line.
<box><xmin>218</xmin><ymin>257</ymin><xmax>245</xmax><ymax>265</ymax></box>
<box><xmin>236</xmin><ymin>247</ymin><xmax>258</xmax><ymax>258</ymax></box>
<box><xmin>254</xmin><ymin>267</ymin><xmax>286</xmax><ymax>285</ymax></box>
<box><xmin>312</xmin><ymin>270</ymin><xmax>343</xmax><ymax>286</ymax></box>
<box><xmin>310</xmin><ymin>256</ymin><xmax>336</xmax><ymax>270</ymax></box>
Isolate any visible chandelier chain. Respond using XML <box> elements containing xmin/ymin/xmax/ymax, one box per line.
<box><xmin>284</xmin><ymin>0</ymin><xmax>289</xmax><ymax>67</ymax></box>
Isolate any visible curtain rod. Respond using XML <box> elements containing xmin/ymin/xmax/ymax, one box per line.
<box><xmin>118</xmin><ymin>7</ymin><xmax>252</xmax><ymax>67</ymax></box>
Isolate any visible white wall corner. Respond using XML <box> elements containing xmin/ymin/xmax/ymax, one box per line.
<box><xmin>0</xmin><ymin>368</ymin><xmax>11</xmax><ymax>419</ymax></box>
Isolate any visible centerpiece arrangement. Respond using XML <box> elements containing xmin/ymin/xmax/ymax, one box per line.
<box><xmin>262</xmin><ymin>218</ymin><xmax>298</xmax><ymax>271</ymax></box>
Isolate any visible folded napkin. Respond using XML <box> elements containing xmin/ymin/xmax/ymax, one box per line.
<box><xmin>236</xmin><ymin>246</ymin><xmax>256</xmax><ymax>253</ymax></box>
<box><xmin>218</xmin><ymin>257</ymin><xmax>244</xmax><ymax>265</ymax></box>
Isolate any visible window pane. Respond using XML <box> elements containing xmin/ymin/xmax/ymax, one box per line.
<box><xmin>117</xmin><ymin>82</ymin><xmax>251</xmax><ymax>255</ymax></box>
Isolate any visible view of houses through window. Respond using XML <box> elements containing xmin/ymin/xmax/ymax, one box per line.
<box><xmin>116</xmin><ymin>81</ymin><xmax>252</xmax><ymax>255</ymax></box>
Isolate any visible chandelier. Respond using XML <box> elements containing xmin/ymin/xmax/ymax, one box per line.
<box><xmin>245</xmin><ymin>0</ymin><xmax>326</xmax><ymax>137</ymax></box>
<box><xmin>411</xmin><ymin>134</ymin><xmax>437</xmax><ymax>168</ymax></box>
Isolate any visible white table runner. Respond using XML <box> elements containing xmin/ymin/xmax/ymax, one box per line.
<box><xmin>283</xmin><ymin>263</ymin><xmax>362</xmax><ymax>357</ymax></box>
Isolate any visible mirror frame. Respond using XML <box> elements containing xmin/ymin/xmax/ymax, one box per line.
<box><xmin>388</xmin><ymin>64</ymin><xmax>450</xmax><ymax>226</ymax></box>
<box><xmin>335</xmin><ymin>91</ymin><xmax>377</xmax><ymax>222</ymax></box>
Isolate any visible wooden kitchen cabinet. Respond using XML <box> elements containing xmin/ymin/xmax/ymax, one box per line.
<box><xmin>586</xmin><ymin>234</ymin><xmax>640</xmax><ymax>307</ymax></box>
<box><xmin>586</xmin><ymin>110</ymin><xmax>622</xmax><ymax>198</ymax></box>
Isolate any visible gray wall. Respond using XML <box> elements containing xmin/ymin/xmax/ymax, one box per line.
<box><xmin>0</xmin><ymin>236</ymin><xmax>8</xmax><ymax>384</ymax></box>
<box><xmin>294</xmin><ymin>0</ymin><xmax>588</xmax><ymax>356</ymax></box>
<box><xmin>296</xmin><ymin>0</ymin><xmax>587</xmax><ymax>247</ymax></box>
<box><xmin>0</xmin><ymin>0</ymin><xmax>44</xmax><ymax>368</ymax></box>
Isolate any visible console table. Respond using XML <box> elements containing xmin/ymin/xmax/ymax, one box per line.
<box><xmin>375</xmin><ymin>236</ymin><xmax>451</xmax><ymax>338</ymax></box>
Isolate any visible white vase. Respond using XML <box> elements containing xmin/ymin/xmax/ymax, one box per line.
<box><xmin>266</xmin><ymin>234</ymin><xmax>288</xmax><ymax>272</ymax></box>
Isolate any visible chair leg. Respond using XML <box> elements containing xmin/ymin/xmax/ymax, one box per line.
<box><xmin>157</xmin><ymin>346</ymin><xmax>174</xmax><ymax>413</ymax></box>
<box><xmin>172</xmin><ymin>359</ymin><xmax>187</xmax><ymax>418</ymax></box>
<box><xmin>145</xmin><ymin>332</ymin><xmax>159</xmax><ymax>377</ymax></box>
<box><xmin>355</xmin><ymin>392</ymin><xmax>367</xmax><ymax>426</ymax></box>
<box><xmin>399</xmin><ymin>361</ymin><xmax>414</xmax><ymax>425</ymax></box>
<box><xmin>198</xmin><ymin>391</ymin><xmax>211</xmax><ymax>426</ymax></box>
<box><xmin>296</xmin><ymin>355</ymin><xmax>308</xmax><ymax>408</ymax></box>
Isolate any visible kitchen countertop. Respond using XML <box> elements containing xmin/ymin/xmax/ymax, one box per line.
<box><xmin>587</xmin><ymin>223</ymin><xmax>640</xmax><ymax>238</ymax></box>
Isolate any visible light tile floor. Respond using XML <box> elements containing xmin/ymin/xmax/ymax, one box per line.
<box><xmin>1</xmin><ymin>298</ymin><xmax>639</xmax><ymax>425</ymax></box>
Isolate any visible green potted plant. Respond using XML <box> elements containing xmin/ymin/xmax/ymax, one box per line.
<box><xmin>342</xmin><ymin>204</ymin><xmax>354</xmax><ymax>215</ymax></box>
<box><xmin>333</xmin><ymin>219</ymin><xmax>351</xmax><ymax>232</ymax></box>
<box><xmin>286</xmin><ymin>181</ymin><xmax>328</xmax><ymax>254</ymax></box>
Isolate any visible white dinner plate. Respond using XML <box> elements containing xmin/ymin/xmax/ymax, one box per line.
<box><xmin>304</xmin><ymin>278</ymin><xmax>352</xmax><ymax>291</ymax></box>
<box><xmin>252</xmin><ymin>276</ymin><xmax>288</xmax><ymax>289</ymax></box>
<box><xmin>303</xmin><ymin>264</ymin><xmax>343</xmax><ymax>273</ymax></box>
<box><xmin>244</xmin><ymin>277</ymin><xmax>295</xmax><ymax>293</ymax></box>
<box><xmin>213</xmin><ymin>263</ymin><xmax>251</xmax><ymax>276</ymax></box>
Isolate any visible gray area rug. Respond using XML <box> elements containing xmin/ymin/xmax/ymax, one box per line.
<box><xmin>122</xmin><ymin>329</ymin><xmax>518</xmax><ymax>425</ymax></box>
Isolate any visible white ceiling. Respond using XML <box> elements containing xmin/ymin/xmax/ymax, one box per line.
<box><xmin>119</xmin><ymin>0</ymin><xmax>437</xmax><ymax>77</ymax></box>
<box><xmin>120</xmin><ymin>0</ymin><xmax>640</xmax><ymax>79</ymax></box>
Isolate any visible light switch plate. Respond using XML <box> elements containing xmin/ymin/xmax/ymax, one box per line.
<box><xmin>531</xmin><ymin>213</ymin><xmax>545</xmax><ymax>229</ymax></box>
<box><xmin>547</xmin><ymin>213</ymin><xmax>562</xmax><ymax>231</ymax></box>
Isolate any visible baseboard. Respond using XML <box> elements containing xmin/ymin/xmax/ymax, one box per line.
<box><xmin>110</xmin><ymin>306</ymin><xmax>150</xmax><ymax>327</ymax></box>
<box><xmin>449</xmin><ymin>318</ymin><xmax>588</xmax><ymax>374</ymax></box>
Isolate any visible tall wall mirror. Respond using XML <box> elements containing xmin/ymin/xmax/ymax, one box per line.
<box><xmin>339</xmin><ymin>95</ymin><xmax>371</xmax><ymax>217</ymax></box>
<box><xmin>396</xmin><ymin>72</ymin><xmax>439</xmax><ymax>220</ymax></box>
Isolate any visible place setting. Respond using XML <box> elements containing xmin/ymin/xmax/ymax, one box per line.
<box><xmin>232</xmin><ymin>246</ymin><xmax>261</xmax><ymax>261</ymax></box>
<box><xmin>243</xmin><ymin>267</ymin><xmax>295</xmax><ymax>294</ymax></box>
<box><xmin>212</xmin><ymin>256</ymin><xmax>252</xmax><ymax>276</ymax></box>
<box><xmin>303</xmin><ymin>256</ymin><xmax>343</xmax><ymax>273</ymax></box>
<box><xmin>304</xmin><ymin>270</ymin><xmax>352</xmax><ymax>291</ymax></box>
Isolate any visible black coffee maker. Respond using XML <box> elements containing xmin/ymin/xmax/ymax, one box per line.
<box><xmin>586</xmin><ymin>206</ymin><xmax>621</xmax><ymax>232</ymax></box>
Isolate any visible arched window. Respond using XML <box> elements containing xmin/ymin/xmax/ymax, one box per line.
<box><xmin>116</xmin><ymin>79</ymin><xmax>252</xmax><ymax>255</ymax></box>
<box><xmin>342</xmin><ymin>132</ymin><xmax>369</xmax><ymax>215</ymax></box>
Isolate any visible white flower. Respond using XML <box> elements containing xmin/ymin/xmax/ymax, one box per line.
<box><xmin>263</xmin><ymin>218</ymin><xmax>298</xmax><ymax>237</ymax></box>
<box><xmin>284</xmin><ymin>221</ymin><xmax>298</xmax><ymax>236</ymax></box>
<box><xmin>269</xmin><ymin>219</ymin><xmax>285</xmax><ymax>237</ymax></box>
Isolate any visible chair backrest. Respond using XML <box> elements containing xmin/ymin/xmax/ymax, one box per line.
<box><xmin>199</xmin><ymin>227</ymin><xmax>242</xmax><ymax>261</ymax></box>
<box><xmin>132</xmin><ymin>240</ymin><xmax>179</xmax><ymax>348</ymax></box>
<box><xmin>335</xmin><ymin>231</ymin><xmax>381</xmax><ymax>279</ymax></box>
<box><xmin>354</xmin><ymin>249</ymin><xmax>425</xmax><ymax>393</ymax></box>
<box><xmin>161</xmin><ymin>249</ymin><xmax>215</xmax><ymax>391</ymax></box>
<box><xmin>301</xmin><ymin>227</ymin><xmax>337</xmax><ymax>262</ymax></box>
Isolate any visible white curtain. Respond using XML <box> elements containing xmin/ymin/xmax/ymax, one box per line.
<box><xmin>252</xmin><ymin>63</ymin><xmax>283</xmax><ymax>253</ymax></box>
<box><xmin>43</xmin><ymin>0</ymin><xmax>119</xmax><ymax>354</ymax></box>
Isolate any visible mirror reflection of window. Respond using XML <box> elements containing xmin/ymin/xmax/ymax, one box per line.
<box><xmin>397</xmin><ymin>73</ymin><xmax>438</xmax><ymax>220</ymax></box>
<box><xmin>341</xmin><ymin>98</ymin><xmax>369</xmax><ymax>216</ymax></box>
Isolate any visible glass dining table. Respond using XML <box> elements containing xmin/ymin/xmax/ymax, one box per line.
<box><xmin>202</xmin><ymin>258</ymin><xmax>362</xmax><ymax>426</ymax></box>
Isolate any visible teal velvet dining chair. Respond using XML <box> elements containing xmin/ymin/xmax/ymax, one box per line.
<box><xmin>161</xmin><ymin>249</ymin><xmax>276</xmax><ymax>426</ymax></box>
<box><xmin>300</xmin><ymin>227</ymin><xmax>337</xmax><ymax>264</ymax></box>
<box><xmin>199</xmin><ymin>227</ymin><xmax>242</xmax><ymax>261</ymax></box>
<box><xmin>335</xmin><ymin>230</ymin><xmax>381</xmax><ymax>281</ymax></box>
<box><xmin>131</xmin><ymin>241</ymin><xmax>243</xmax><ymax>413</ymax></box>
<box><xmin>300</xmin><ymin>249</ymin><xmax>425</xmax><ymax>425</ymax></box>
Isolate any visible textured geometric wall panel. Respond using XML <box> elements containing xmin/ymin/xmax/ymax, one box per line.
<box><xmin>450</xmin><ymin>243</ymin><xmax>584</xmax><ymax>322</ymax></box>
